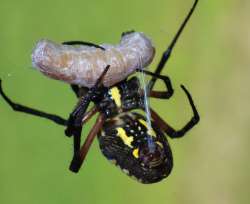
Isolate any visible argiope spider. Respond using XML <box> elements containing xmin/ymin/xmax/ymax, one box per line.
<box><xmin>0</xmin><ymin>0</ymin><xmax>199</xmax><ymax>183</ymax></box>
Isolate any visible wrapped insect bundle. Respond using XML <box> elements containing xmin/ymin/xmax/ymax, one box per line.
<box><xmin>32</xmin><ymin>32</ymin><xmax>155</xmax><ymax>88</ymax></box>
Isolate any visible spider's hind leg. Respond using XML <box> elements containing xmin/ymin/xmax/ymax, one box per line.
<box><xmin>150</xmin><ymin>84</ymin><xmax>199</xmax><ymax>138</ymax></box>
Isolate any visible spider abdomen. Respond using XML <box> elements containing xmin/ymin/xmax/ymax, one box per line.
<box><xmin>98</xmin><ymin>112</ymin><xmax>173</xmax><ymax>184</ymax></box>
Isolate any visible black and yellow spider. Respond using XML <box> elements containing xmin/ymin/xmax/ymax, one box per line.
<box><xmin>0</xmin><ymin>0</ymin><xmax>199</xmax><ymax>183</ymax></box>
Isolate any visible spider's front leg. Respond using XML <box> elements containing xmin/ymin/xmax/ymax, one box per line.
<box><xmin>0</xmin><ymin>79</ymin><xmax>67</xmax><ymax>126</ymax></box>
<box><xmin>70</xmin><ymin>113</ymin><xmax>105</xmax><ymax>172</ymax></box>
<box><xmin>70</xmin><ymin>84</ymin><xmax>89</xmax><ymax>98</ymax></box>
<box><xmin>65</xmin><ymin>95</ymin><xmax>92</xmax><ymax>137</ymax></box>
<box><xmin>65</xmin><ymin>65</ymin><xmax>110</xmax><ymax>172</ymax></box>
<box><xmin>62</xmin><ymin>40</ymin><xmax>105</xmax><ymax>50</ymax></box>
<box><xmin>65</xmin><ymin>65</ymin><xmax>110</xmax><ymax>137</ymax></box>
<box><xmin>136</xmin><ymin>69</ymin><xmax>173</xmax><ymax>99</ymax></box>
<box><xmin>149</xmin><ymin>0</ymin><xmax>199</xmax><ymax>89</ymax></box>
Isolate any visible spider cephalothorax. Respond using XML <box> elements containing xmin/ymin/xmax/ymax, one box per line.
<box><xmin>96</xmin><ymin>77</ymin><xmax>143</xmax><ymax>117</ymax></box>
<box><xmin>0</xmin><ymin>0</ymin><xmax>200</xmax><ymax>183</ymax></box>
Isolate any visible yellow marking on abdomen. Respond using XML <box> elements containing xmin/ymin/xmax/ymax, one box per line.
<box><xmin>109</xmin><ymin>87</ymin><xmax>121</xmax><ymax>107</ymax></box>
<box><xmin>138</xmin><ymin>119</ymin><xmax>157</xmax><ymax>137</ymax></box>
<box><xmin>156</xmin><ymin>141</ymin><xmax>163</xmax><ymax>148</ymax></box>
<box><xmin>132</xmin><ymin>148</ymin><xmax>139</xmax><ymax>158</ymax></box>
<box><xmin>116</xmin><ymin>127</ymin><xmax>133</xmax><ymax>148</ymax></box>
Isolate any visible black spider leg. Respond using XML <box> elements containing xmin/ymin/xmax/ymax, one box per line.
<box><xmin>70</xmin><ymin>112</ymin><xmax>103</xmax><ymax>172</ymax></box>
<box><xmin>65</xmin><ymin>65</ymin><xmax>110</xmax><ymax>137</ymax></box>
<box><xmin>64</xmin><ymin>40</ymin><xmax>106</xmax><ymax>163</ymax></box>
<box><xmin>62</xmin><ymin>41</ymin><xmax>105</xmax><ymax>50</ymax></box>
<box><xmin>71</xmin><ymin>85</ymin><xmax>80</xmax><ymax>97</ymax></box>
<box><xmin>148</xmin><ymin>0</ymin><xmax>199</xmax><ymax>90</ymax></box>
<box><xmin>121</xmin><ymin>30</ymin><xmax>135</xmax><ymax>37</ymax></box>
<box><xmin>136</xmin><ymin>69</ymin><xmax>173</xmax><ymax>99</ymax></box>
<box><xmin>64</xmin><ymin>40</ymin><xmax>106</xmax><ymax>106</ymax></box>
<box><xmin>0</xmin><ymin>79</ymin><xmax>67</xmax><ymax>126</ymax></box>
<box><xmin>151</xmin><ymin>85</ymin><xmax>199</xmax><ymax>138</ymax></box>
<box><xmin>70</xmin><ymin>84</ymin><xmax>89</xmax><ymax>98</ymax></box>
<box><xmin>65</xmin><ymin>65</ymin><xmax>110</xmax><ymax>167</ymax></box>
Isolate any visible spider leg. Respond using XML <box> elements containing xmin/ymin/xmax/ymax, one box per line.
<box><xmin>121</xmin><ymin>30</ymin><xmax>135</xmax><ymax>37</ymax></box>
<box><xmin>71</xmin><ymin>84</ymin><xmax>90</xmax><ymax>101</ymax></box>
<box><xmin>150</xmin><ymin>85</ymin><xmax>199</xmax><ymax>138</ymax></box>
<box><xmin>64</xmin><ymin>95</ymin><xmax>92</xmax><ymax>137</ymax></box>
<box><xmin>70</xmin><ymin>85</ymin><xmax>89</xmax><ymax>98</ymax></box>
<box><xmin>62</xmin><ymin>41</ymin><xmax>105</xmax><ymax>50</ymax></box>
<box><xmin>0</xmin><ymin>79</ymin><xmax>67</xmax><ymax>126</ymax></box>
<box><xmin>67</xmin><ymin>66</ymin><xmax>109</xmax><ymax>171</ymax></box>
<box><xmin>148</xmin><ymin>0</ymin><xmax>199</xmax><ymax>90</ymax></box>
<box><xmin>70</xmin><ymin>114</ymin><xmax>105</xmax><ymax>173</ymax></box>
<box><xmin>71</xmin><ymin>84</ymin><xmax>80</xmax><ymax>97</ymax></box>
<box><xmin>136</xmin><ymin>69</ymin><xmax>173</xmax><ymax>99</ymax></box>
<box><xmin>71</xmin><ymin>126</ymin><xmax>82</xmax><ymax>167</ymax></box>
<box><xmin>70</xmin><ymin>106</ymin><xmax>98</xmax><ymax>167</ymax></box>
<box><xmin>65</xmin><ymin>65</ymin><xmax>110</xmax><ymax>137</ymax></box>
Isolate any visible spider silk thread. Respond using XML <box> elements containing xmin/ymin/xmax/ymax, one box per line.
<box><xmin>138</xmin><ymin>58</ymin><xmax>156</xmax><ymax>153</ymax></box>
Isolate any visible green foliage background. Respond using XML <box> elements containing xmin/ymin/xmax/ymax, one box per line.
<box><xmin>0</xmin><ymin>0</ymin><xmax>249</xmax><ymax>203</ymax></box>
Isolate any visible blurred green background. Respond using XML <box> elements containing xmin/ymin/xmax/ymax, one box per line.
<box><xmin>0</xmin><ymin>0</ymin><xmax>249</xmax><ymax>203</ymax></box>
